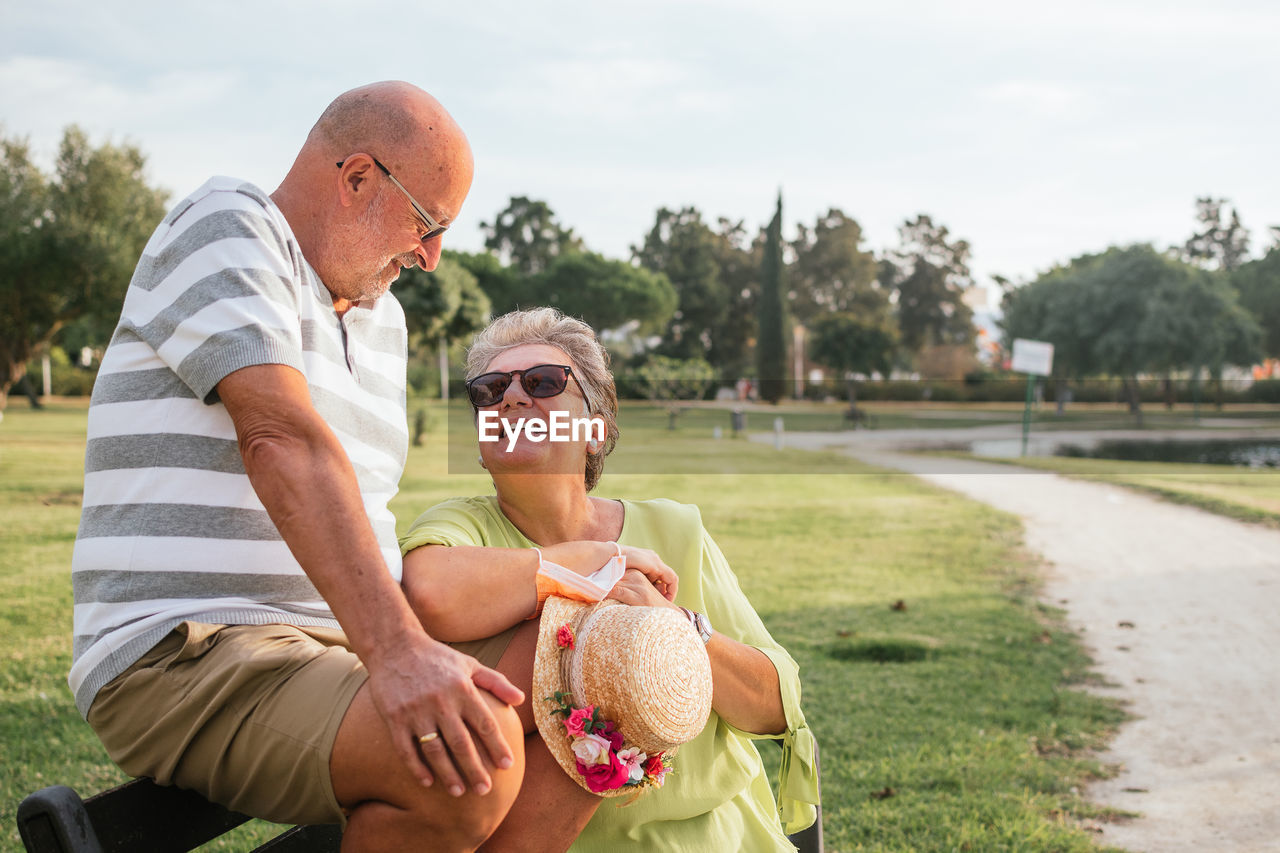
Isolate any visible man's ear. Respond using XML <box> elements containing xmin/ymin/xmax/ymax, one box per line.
<box><xmin>336</xmin><ymin>154</ymin><xmax>377</xmax><ymax>209</ymax></box>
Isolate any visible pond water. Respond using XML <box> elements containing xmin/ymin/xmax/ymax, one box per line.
<box><xmin>961</xmin><ymin>437</ymin><xmax>1280</xmax><ymax>467</ymax></box>
<box><xmin>1054</xmin><ymin>438</ymin><xmax>1280</xmax><ymax>468</ymax></box>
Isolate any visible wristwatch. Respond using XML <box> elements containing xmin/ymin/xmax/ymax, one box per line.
<box><xmin>681</xmin><ymin>607</ymin><xmax>714</xmax><ymax>644</ymax></box>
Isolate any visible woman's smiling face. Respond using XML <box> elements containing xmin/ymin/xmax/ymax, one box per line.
<box><xmin>474</xmin><ymin>343</ymin><xmax>597</xmax><ymax>477</ymax></box>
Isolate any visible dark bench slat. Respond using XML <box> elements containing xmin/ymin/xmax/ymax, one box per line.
<box><xmin>18</xmin><ymin>782</ymin><xmax>341</xmax><ymax>853</ymax></box>
<box><xmin>82</xmin><ymin>778</ymin><xmax>251</xmax><ymax>853</ymax></box>
<box><xmin>255</xmin><ymin>824</ymin><xmax>343</xmax><ymax>852</ymax></box>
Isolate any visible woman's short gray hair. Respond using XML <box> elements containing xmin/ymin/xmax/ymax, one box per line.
<box><xmin>466</xmin><ymin>308</ymin><xmax>619</xmax><ymax>491</ymax></box>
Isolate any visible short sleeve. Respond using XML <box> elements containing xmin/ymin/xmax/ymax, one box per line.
<box><xmin>399</xmin><ymin>497</ymin><xmax>494</xmax><ymax>554</ymax></box>
<box><xmin>124</xmin><ymin>188</ymin><xmax>305</xmax><ymax>402</ymax></box>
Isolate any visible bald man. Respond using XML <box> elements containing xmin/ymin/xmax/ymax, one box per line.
<box><xmin>71</xmin><ymin>82</ymin><xmax>525</xmax><ymax>851</ymax></box>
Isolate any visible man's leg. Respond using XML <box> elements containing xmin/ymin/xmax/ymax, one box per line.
<box><xmin>331</xmin><ymin>685</ymin><xmax>525</xmax><ymax>852</ymax></box>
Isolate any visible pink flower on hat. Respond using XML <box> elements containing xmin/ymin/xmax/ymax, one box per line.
<box><xmin>571</xmin><ymin>732</ymin><xmax>612</xmax><ymax>766</ymax></box>
<box><xmin>563</xmin><ymin>705</ymin><xmax>595</xmax><ymax>738</ymax></box>
<box><xmin>576</xmin><ymin>752</ymin><xmax>630</xmax><ymax>793</ymax></box>
<box><xmin>556</xmin><ymin>624</ymin><xmax>575</xmax><ymax>649</ymax></box>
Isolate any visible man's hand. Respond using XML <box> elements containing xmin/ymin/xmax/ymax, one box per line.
<box><xmin>366</xmin><ymin>631</ymin><xmax>525</xmax><ymax>796</ymax></box>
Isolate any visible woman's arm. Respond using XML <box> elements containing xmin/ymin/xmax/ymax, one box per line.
<box><xmin>402</xmin><ymin>544</ymin><xmax>541</xmax><ymax>642</ymax></box>
<box><xmin>402</xmin><ymin>542</ymin><xmax>679</xmax><ymax>642</ymax></box>
<box><xmin>606</xmin><ymin>570</ymin><xmax>786</xmax><ymax>735</ymax></box>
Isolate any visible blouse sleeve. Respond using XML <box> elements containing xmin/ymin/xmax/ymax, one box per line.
<box><xmin>697</xmin><ymin>529</ymin><xmax>821</xmax><ymax>835</ymax></box>
<box><xmin>398</xmin><ymin>497</ymin><xmax>493</xmax><ymax>553</ymax></box>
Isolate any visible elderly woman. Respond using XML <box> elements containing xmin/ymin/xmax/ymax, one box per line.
<box><xmin>399</xmin><ymin>308</ymin><xmax>818</xmax><ymax>851</ymax></box>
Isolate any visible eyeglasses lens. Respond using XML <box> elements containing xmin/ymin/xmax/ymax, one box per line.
<box><xmin>524</xmin><ymin>366</ymin><xmax>569</xmax><ymax>398</ymax></box>
<box><xmin>468</xmin><ymin>365</ymin><xmax>570</xmax><ymax>407</ymax></box>
<box><xmin>469</xmin><ymin>375</ymin><xmax>511</xmax><ymax>407</ymax></box>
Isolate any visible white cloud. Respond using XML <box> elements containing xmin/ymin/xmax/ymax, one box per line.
<box><xmin>978</xmin><ymin>81</ymin><xmax>1095</xmax><ymax>122</ymax></box>
<box><xmin>0</xmin><ymin>56</ymin><xmax>240</xmax><ymax>152</ymax></box>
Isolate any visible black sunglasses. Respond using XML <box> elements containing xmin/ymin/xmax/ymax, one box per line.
<box><xmin>465</xmin><ymin>364</ymin><xmax>580</xmax><ymax>408</ymax></box>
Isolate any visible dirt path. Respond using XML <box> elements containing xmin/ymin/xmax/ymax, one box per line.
<box><xmin>780</xmin><ymin>436</ymin><xmax>1280</xmax><ymax>851</ymax></box>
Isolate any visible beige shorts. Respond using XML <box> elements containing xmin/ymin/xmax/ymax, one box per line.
<box><xmin>87</xmin><ymin>620</ymin><xmax>518</xmax><ymax>826</ymax></box>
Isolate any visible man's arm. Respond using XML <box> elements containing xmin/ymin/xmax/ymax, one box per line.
<box><xmin>217</xmin><ymin>363</ymin><xmax>523</xmax><ymax>796</ymax></box>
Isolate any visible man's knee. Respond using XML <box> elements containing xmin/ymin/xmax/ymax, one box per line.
<box><xmin>337</xmin><ymin>688</ymin><xmax>525</xmax><ymax>849</ymax></box>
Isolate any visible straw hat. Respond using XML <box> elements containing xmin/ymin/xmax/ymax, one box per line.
<box><xmin>533</xmin><ymin>596</ymin><xmax>713</xmax><ymax>797</ymax></box>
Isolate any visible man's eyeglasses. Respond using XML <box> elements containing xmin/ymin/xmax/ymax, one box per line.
<box><xmin>336</xmin><ymin>156</ymin><xmax>448</xmax><ymax>241</ymax></box>
<box><xmin>466</xmin><ymin>364</ymin><xmax>582</xmax><ymax>408</ymax></box>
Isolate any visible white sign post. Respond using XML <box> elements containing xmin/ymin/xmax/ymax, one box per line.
<box><xmin>1011</xmin><ymin>339</ymin><xmax>1054</xmax><ymax>456</ymax></box>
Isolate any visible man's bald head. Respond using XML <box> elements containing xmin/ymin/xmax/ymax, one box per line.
<box><xmin>308</xmin><ymin>81</ymin><xmax>467</xmax><ymax>166</ymax></box>
<box><xmin>271</xmin><ymin>81</ymin><xmax>474</xmax><ymax>311</ymax></box>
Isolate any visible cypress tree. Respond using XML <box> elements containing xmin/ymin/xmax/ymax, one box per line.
<box><xmin>756</xmin><ymin>191</ymin><xmax>788</xmax><ymax>403</ymax></box>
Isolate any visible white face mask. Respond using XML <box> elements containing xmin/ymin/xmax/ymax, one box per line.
<box><xmin>534</xmin><ymin>544</ymin><xmax>626</xmax><ymax>603</ymax></box>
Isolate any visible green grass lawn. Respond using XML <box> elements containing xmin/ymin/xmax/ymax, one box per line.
<box><xmin>3</xmin><ymin>398</ymin><xmax>1127</xmax><ymax>852</ymax></box>
<box><xmin>969</xmin><ymin>454</ymin><xmax>1280</xmax><ymax>529</ymax></box>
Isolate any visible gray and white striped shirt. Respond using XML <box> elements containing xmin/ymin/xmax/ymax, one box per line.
<box><xmin>69</xmin><ymin>178</ymin><xmax>409</xmax><ymax>717</ymax></box>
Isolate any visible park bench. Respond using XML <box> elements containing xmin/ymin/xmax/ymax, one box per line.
<box><xmin>18</xmin><ymin>742</ymin><xmax>822</xmax><ymax>852</ymax></box>
<box><xmin>16</xmin><ymin>778</ymin><xmax>340</xmax><ymax>852</ymax></box>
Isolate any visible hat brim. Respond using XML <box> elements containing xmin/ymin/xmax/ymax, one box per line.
<box><xmin>533</xmin><ymin>596</ymin><xmax>623</xmax><ymax>796</ymax></box>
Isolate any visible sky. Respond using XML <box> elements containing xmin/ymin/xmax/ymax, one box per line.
<box><xmin>3</xmin><ymin>0</ymin><xmax>1278</xmax><ymax>310</ymax></box>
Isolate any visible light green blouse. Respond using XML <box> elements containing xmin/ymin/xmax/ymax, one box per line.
<box><xmin>400</xmin><ymin>496</ymin><xmax>819</xmax><ymax>852</ymax></box>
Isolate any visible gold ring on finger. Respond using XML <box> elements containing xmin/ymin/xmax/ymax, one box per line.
<box><xmin>417</xmin><ymin>731</ymin><xmax>440</xmax><ymax>744</ymax></box>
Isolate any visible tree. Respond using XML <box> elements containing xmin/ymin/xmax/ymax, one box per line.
<box><xmin>479</xmin><ymin>196</ymin><xmax>582</xmax><ymax>276</ymax></box>
<box><xmin>1001</xmin><ymin>245</ymin><xmax>1261</xmax><ymax>423</ymax></box>
<box><xmin>633</xmin><ymin>207</ymin><xmax>721</xmax><ymax>360</ymax></box>
<box><xmin>755</xmin><ymin>192</ymin><xmax>788</xmax><ymax>404</ymax></box>
<box><xmin>880</xmin><ymin>214</ymin><xmax>975</xmax><ymax>357</ymax></box>
<box><xmin>630</xmin><ymin>212</ymin><xmax>760</xmax><ymax>378</ymax></box>
<box><xmin>397</xmin><ymin>253</ymin><xmax>491</xmax><ymax>352</ymax></box>
<box><xmin>1231</xmin><ymin>247</ymin><xmax>1280</xmax><ymax>360</ymax></box>
<box><xmin>1183</xmin><ymin>197</ymin><xmax>1250</xmax><ymax>273</ymax></box>
<box><xmin>633</xmin><ymin>354</ymin><xmax>716</xmax><ymax>429</ymax></box>
<box><xmin>706</xmin><ymin>217</ymin><xmax>759</xmax><ymax>379</ymax></box>
<box><xmin>0</xmin><ymin>126</ymin><xmax>169</xmax><ymax>415</ymax></box>
<box><xmin>1141</xmin><ymin>264</ymin><xmax>1260</xmax><ymax>385</ymax></box>
<box><xmin>453</xmin><ymin>249</ymin><xmax>521</xmax><ymax>317</ymax></box>
<box><xmin>807</xmin><ymin>312</ymin><xmax>897</xmax><ymax>421</ymax></box>
<box><xmin>788</xmin><ymin>208</ymin><xmax>882</xmax><ymax>323</ymax></box>
<box><xmin>395</xmin><ymin>253</ymin><xmax>491</xmax><ymax>398</ymax></box>
<box><xmin>524</xmin><ymin>252</ymin><xmax>677</xmax><ymax>336</ymax></box>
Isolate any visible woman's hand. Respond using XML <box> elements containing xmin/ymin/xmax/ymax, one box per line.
<box><xmin>618</xmin><ymin>546</ymin><xmax>679</xmax><ymax>601</ymax></box>
<box><xmin>539</xmin><ymin>542</ymin><xmax>678</xmax><ymax>602</ymax></box>
<box><xmin>606</xmin><ymin>568</ymin><xmax>681</xmax><ymax>609</ymax></box>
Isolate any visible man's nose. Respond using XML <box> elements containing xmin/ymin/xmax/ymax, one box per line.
<box><xmin>414</xmin><ymin>236</ymin><xmax>444</xmax><ymax>271</ymax></box>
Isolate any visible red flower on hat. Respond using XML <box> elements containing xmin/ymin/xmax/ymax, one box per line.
<box><xmin>576</xmin><ymin>752</ymin><xmax>630</xmax><ymax>793</ymax></box>
<box><xmin>556</xmin><ymin>624</ymin><xmax>575</xmax><ymax>649</ymax></box>
<box><xmin>600</xmin><ymin>720</ymin><xmax>624</xmax><ymax>751</ymax></box>
<box><xmin>644</xmin><ymin>752</ymin><xmax>669</xmax><ymax>786</ymax></box>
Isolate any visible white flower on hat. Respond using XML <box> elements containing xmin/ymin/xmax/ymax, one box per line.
<box><xmin>617</xmin><ymin>747</ymin><xmax>647</xmax><ymax>783</ymax></box>
<box><xmin>571</xmin><ymin>732</ymin><xmax>613</xmax><ymax>766</ymax></box>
